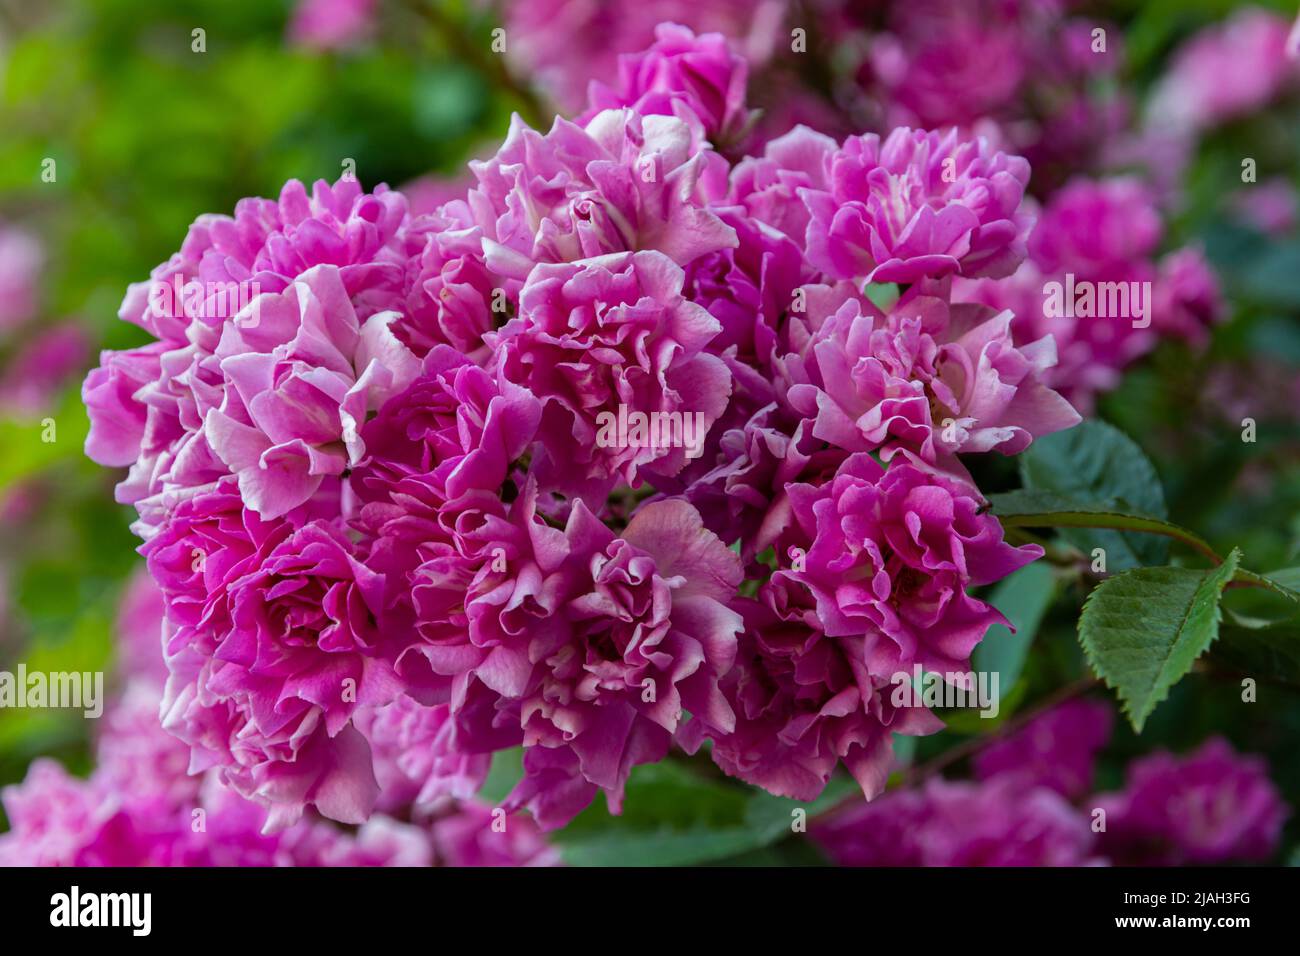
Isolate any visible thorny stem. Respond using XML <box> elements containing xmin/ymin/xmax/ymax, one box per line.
<box><xmin>1005</xmin><ymin>515</ymin><xmax>1300</xmax><ymax>602</ymax></box>
<box><xmin>999</xmin><ymin>512</ymin><xmax>1224</xmax><ymax>566</ymax></box>
<box><xmin>1002</xmin><ymin>527</ymin><xmax>1084</xmax><ymax>566</ymax></box>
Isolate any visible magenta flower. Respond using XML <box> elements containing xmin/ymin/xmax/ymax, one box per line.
<box><xmin>664</xmin><ymin>281</ymin><xmax>865</xmax><ymax>553</ymax></box>
<box><xmin>676</xmin><ymin>405</ymin><xmax>841</xmax><ymax>559</ymax></box>
<box><xmin>400</xmin><ymin>173</ymin><xmax>478</xmax><ymax>218</ymax></box>
<box><xmin>203</xmin><ymin>265</ymin><xmax>421</xmax><ymax>520</ymax></box>
<box><xmin>350</xmin><ymin>347</ymin><xmax>542</xmax><ymax>696</ymax></box>
<box><xmin>813</xmin><ymin>777</ymin><xmax>1100</xmax><ymax>867</ymax></box>
<box><xmin>117</xmin><ymin>178</ymin><xmax>411</xmax><ymax>350</ymax></box>
<box><xmin>0</xmin><ymin>223</ymin><xmax>41</xmax><ymax>332</ymax></box>
<box><xmin>1149</xmin><ymin>9</ymin><xmax>1296</xmax><ymax>134</ymax></box>
<box><xmin>432</xmin><ymin>801</ymin><xmax>561</xmax><ymax>867</ymax></box>
<box><xmin>354</xmin><ymin>697</ymin><xmax>491</xmax><ymax>814</ymax></box>
<box><xmin>974</xmin><ymin>698</ymin><xmax>1114</xmax><ymax>799</ymax></box>
<box><xmin>0</xmin><ymin>759</ymin><xmax>187</xmax><ymax>867</ymax></box>
<box><xmin>141</xmin><ymin>481</ymin><xmax>406</xmax><ymax>829</ymax></box>
<box><xmin>1151</xmin><ymin>246</ymin><xmax>1223</xmax><ymax>348</ymax></box>
<box><xmin>728</xmin><ymin>125</ymin><xmax>837</xmax><ymax>246</ymax></box>
<box><xmin>680</xmin><ymin>591</ymin><xmax>943</xmax><ymax>801</ymax></box>
<box><xmin>82</xmin><ymin>342</ymin><xmax>167</xmax><ymax>469</ymax></box>
<box><xmin>0</xmin><ymin>322</ymin><xmax>89</xmax><ymax>416</ymax></box>
<box><xmin>781</xmin><ymin>453</ymin><xmax>1042</xmax><ymax>678</ymax></box>
<box><xmin>583</xmin><ymin>23</ymin><xmax>755</xmax><ymax>147</ymax></box>
<box><xmin>291</xmin><ymin>813</ymin><xmax>433</xmax><ymax>867</ymax></box>
<box><xmin>862</xmin><ymin>1</ymin><xmax>1126</xmax><ymax>184</ymax></box>
<box><xmin>0</xmin><ymin>697</ymin><xmax>432</xmax><ymax>867</ymax></box>
<box><xmin>402</xmin><ymin>202</ymin><xmax>504</xmax><ymax>361</ymax></box>
<box><xmin>464</xmin><ymin>110</ymin><xmax>736</xmax><ymax>285</ymax></box>
<box><xmin>84</xmin><ymin>178</ymin><xmax>422</xmax><ymax>529</ymax></box>
<box><xmin>66</xmin><ymin>13</ymin><xmax>1285</xmax><ymax>863</ymax></box>
<box><xmin>788</xmin><ymin>287</ymin><xmax>1079</xmax><ymax>463</ymax></box>
<box><xmin>288</xmin><ymin>0</ymin><xmax>377</xmax><ymax>51</ymax></box>
<box><xmin>186</xmin><ymin>753</ymin><xmax>430</xmax><ymax>866</ymax></box>
<box><xmin>502</xmin><ymin>496</ymin><xmax>742</xmax><ymax>826</ymax></box>
<box><xmin>800</xmin><ymin>127</ymin><xmax>1032</xmax><ymax>284</ymax></box>
<box><xmin>868</xmin><ymin>0</ymin><xmax>1029</xmax><ymax>130</ymax></box>
<box><xmin>214</xmin><ymin>520</ymin><xmax>398</xmax><ymax>724</ymax></box>
<box><xmin>101</xmin><ymin>679</ymin><xmax>428</xmax><ymax>863</ymax></box>
<box><xmin>97</xmin><ymin>681</ymin><xmax>201</xmax><ymax>810</ymax></box>
<box><xmin>502</xmin><ymin>0</ymin><xmax>785</xmax><ymax>113</ymax></box>
<box><xmin>353</xmin><ymin>345</ymin><xmax>541</xmax><ymax>516</ymax></box>
<box><xmin>1094</xmin><ymin>738</ymin><xmax>1288</xmax><ymax>866</ymax></box>
<box><xmin>161</xmin><ymin>651</ymin><xmax>383</xmax><ymax>832</ymax></box>
<box><xmin>957</xmin><ymin>177</ymin><xmax>1222</xmax><ymax>413</ymax></box>
<box><xmin>1232</xmin><ymin>177</ymin><xmax>1298</xmax><ymax>236</ymax></box>
<box><xmin>682</xmin><ymin>206</ymin><xmax>804</xmax><ymax>374</ymax></box>
<box><xmin>114</xmin><ymin>567</ymin><xmax>170</xmax><ymax>686</ymax></box>
<box><xmin>1028</xmin><ymin>177</ymin><xmax>1161</xmax><ymax>277</ymax></box>
<box><xmin>407</xmin><ymin>485</ymin><xmax>743</xmax><ymax>828</ymax></box>
<box><xmin>494</xmin><ymin>251</ymin><xmax>732</xmax><ymax>496</ymax></box>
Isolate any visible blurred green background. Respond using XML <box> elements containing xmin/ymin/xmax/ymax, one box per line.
<box><xmin>0</xmin><ymin>0</ymin><xmax>537</xmax><ymax>811</ymax></box>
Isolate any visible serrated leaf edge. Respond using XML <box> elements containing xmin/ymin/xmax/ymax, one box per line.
<box><xmin>1078</xmin><ymin>549</ymin><xmax>1241</xmax><ymax>733</ymax></box>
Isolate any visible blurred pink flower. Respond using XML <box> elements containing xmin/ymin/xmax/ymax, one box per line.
<box><xmin>432</xmin><ymin>801</ymin><xmax>561</xmax><ymax>867</ymax></box>
<box><xmin>0</xmin><ymin>224</ymin><xmax>41</xmax><ymax>333</ymax></box>
<box><xmin>813</xmin><ymin>776</ymin><xmax>1101</xmax><ymax>866</ymax></box>
<box><xmin>1094</xmin><ymin>738</ymin><xmax>1287</xmax><ymax>865</ymax></box>
<box><xmin>0</xmin><ymin>685</ymin><xmax>433</xmax><ymax>866</ymax></box>
<box><xmin>0</xmin><ymin>322</ymin><xmax>89</xmax><ymax>416</ymax></box>
<box><xmin>1148</xmin><ymin>9</ymin><xmax>1297</xmax><ymax>134</ymax></box>
<box><xmin>115</xmin><ymin>566</ymin><xmax>169</xmax><ymax>687</ymax></box>
<box><xmin>289</xmin><ymin>0</ymin><xmax>377</xmax><ymax>51</ymax></box>
<box><xmin>1232</xmin><ymin>177</ymin><xmax>1298</xmax><ymax>235</ymax></box>
<box><xmin>503</xmin><ymin>2</ymin><xmax>788</xmax><ymax>113</ymax></box>
<box><xmin>974</xmin><ymin>698</ymin><xmax>1113</xmax><ymax>799</ymax></box>
<box><xmin>583</xmin><ymin>23</ymin><xmax>756</xmax><ymax>148</ymax></box>
<box><xmin>958</xmin><ymin>178</ymin><xmax>1223</xmax><ymax>413</ymax></box>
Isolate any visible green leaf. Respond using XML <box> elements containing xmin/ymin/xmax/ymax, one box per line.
<box><xmin>554</xmin><ymin>762</ymin><xmax>856</xmax><ymax>866</ymax></box>
<box><xmin>987</xmin><ymin>490</ymin><xmax>1219</xmax><ymax>563</ymax></box>
<box><xmin>1265</xmin><ymin>567</ymin><xmax>1300</xmax><ymax>590</ymax></box>
<box><xmin>889</xmin><ymin>733</ymin><xmax>917</xmax><ymax>770</ymax></box>
<box><xmin>477</xmin><ymin>747</ymin><xmax>524</xmax><ymax>804</ymax></box>
<box><xmin>864</xmin><ymin>282</ymin><xmax>900</xmax><ymax>311</ymax></box>
<box><xmin>1020</xmin><ymin>421</ymin><xmax>1167</xmax><ymax>515</ymax></box>
<box><xmin>1221</xmin><ymin>568</ymin><xmax>1300</xmax><ymax>628</ymax></box>
<box><xmin>742</xmin><ymin>775</ymin><xmax>858</xmax><ymax>836</ymax></box>
<box><xmin>971</xmin><ymin>561</ymin><xmax>1057</xmax><ymax>694</ymax></box>
<box><xmin>559</xmin><ymin>825</ymin><xmax>763</xmax><ymax>867</ymax></box>
<box><xmin>1018</xmin><ymin>421</ymin><xmax>1169</xmax><ymax>569</ymax></box>
<box><xmin>1078</xmin><ymin>549</ymin><xmax>1241</xmax><ymax>732</ymax></box>
<box><xmin>1248</xmin><ymin>567</ymin><xmax>1300</xmax><ymax>600</ymax></box>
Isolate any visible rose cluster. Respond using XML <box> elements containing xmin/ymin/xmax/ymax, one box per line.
<box><xmin>78</xmin><ymin>19</ymin><xmax>1237</xmax><ymax>844</ymax></box>
<box><xmin>0</xmin><ymin>577</ymin><xmax>556</xmax><ymax>868</ymax></box>
<box><xmin>0</xmin><ymin>223</ymin><xmax>88</xmax><ymax>418</ymax></box>
<box><xmin>813</xmin><ymin>700</ymin><xmax>1287</xmax><ymax>866</ymax></box>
